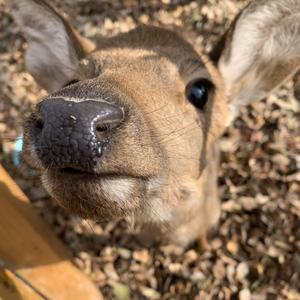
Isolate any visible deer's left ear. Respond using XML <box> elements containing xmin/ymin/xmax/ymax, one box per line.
<box><xmin>211</xmin><ymin>0</ymin><xmax>300</xmax><ymax>123</ymax></box>
<box><xmin>8</xmin><ymin>0</ymin><xmax>95</xmax><ymax>92</ymax></box>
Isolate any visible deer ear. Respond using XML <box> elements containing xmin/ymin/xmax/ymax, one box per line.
<box><xmin>8</xmin><ymin>0</ymin><xmax>95</xmax><ymax>92</ymax></box>
<box><xmin>211</xmin><ymin>0</ymin><xmax>300</xmax><ymax>122</ymax></box>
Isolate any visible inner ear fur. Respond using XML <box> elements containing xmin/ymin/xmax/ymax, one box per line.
<box><xmin>210</xmin><ymin>0</ymin><xmax>300</xmax><ymax>121</ymax></box>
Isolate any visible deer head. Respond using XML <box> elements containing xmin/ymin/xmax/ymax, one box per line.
<box><xmin>8</xmin><ymin>0</ymin><xmax>300</xmax><ymax>246</ymax></box>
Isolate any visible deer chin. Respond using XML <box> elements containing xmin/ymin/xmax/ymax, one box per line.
<box><xmin>41</xmin><ymin>169</ymin><xmax>145</xmax><ymax>221</ymax></box>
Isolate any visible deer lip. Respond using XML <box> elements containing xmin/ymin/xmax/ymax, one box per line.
<box><xmin>53</xmin><ymin>168</ymin><xmax>135</xmax><ymax>180</ymax></box>
<box><xmin>58</xmin><ymin>167</ymin><xmax>94</xmax><ymax>176</ymax></box>
<box><xmin>54</xmin><ymin>168</ymin><xmax>108</xmax><ymax>179</ymax></box>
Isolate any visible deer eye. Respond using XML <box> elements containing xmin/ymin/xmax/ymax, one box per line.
<box><xmin>186</xmin><ymin>79</ymin><xmax>213</xmax><ymax>110</ymax></box>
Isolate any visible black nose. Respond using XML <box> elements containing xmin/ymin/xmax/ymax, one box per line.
<box><xmin>33</xmin><ymin>98</ymin><xmax>124</xmax><ymax>171</ymax></box>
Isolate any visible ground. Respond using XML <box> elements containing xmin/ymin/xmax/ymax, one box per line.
<box><xmin>1</xmin><ymin>0</ymin><xmax>300</xmax><ymax>299</ymax></box>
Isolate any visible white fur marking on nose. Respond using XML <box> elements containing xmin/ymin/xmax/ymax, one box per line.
<box><xmin>49</xmin><ymin>96</ymin><xmax>118</xmax><ymax>106</ymax></box>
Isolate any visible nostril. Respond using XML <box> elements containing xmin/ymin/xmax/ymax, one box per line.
<box><xmin>96</xmin><ymin>123</ymin><xmax>109</xmax><ymax>133</ymax></box>
<box><xmin>94</xmin><ymin>117</ymin><xmax>123</xmax><ymax>138</ymax></box>
<box><xmin>35</xmin><ymin>118</ymin><xmax>44</xmax><ymax>131</ymax></box>
<box><xmin>94</xmin><ymin>121</ymin><xmax>118</xmax><ymax>142</ymax></box>
<box><xmin>95</xmin><ymin>120</ymin><xmax>121</xmax><ymax>133</ymax></box>
<box><xmin>93</xmin><ymin>105</ymin><xmax>124</xmax><ymax>136</ymax></box>
<box><xmin>31</xmin><ymin>113</ymin><xmax>44</xmax><ymax>132</ymax></box>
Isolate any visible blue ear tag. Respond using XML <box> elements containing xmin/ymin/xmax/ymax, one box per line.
<box><xmin>12</xmin><ymin>135</ymin><xmax>24</xmax><ymax>167</ymax></box>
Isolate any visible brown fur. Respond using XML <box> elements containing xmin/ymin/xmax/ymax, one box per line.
<box><xmin>8</xmin><ymin>0</ymin><xmax>300</xmax><ymax>246</ymax></box>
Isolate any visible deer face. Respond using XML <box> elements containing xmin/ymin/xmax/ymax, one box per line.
<box><xmin>21</xmin><ymin>25</ymin><xmax>227</xmax><ymax>222</ymax></box>
<box><xmin>9</xmin><ymin>0</ymin><xmax>300</xmax><ymax>245</ymax></box>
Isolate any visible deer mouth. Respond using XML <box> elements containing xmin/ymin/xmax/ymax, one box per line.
<box><xmin>41</xmin><ymin>167</ymin><xmax>143</xmax><ymax>221</ymax></box>
<box><xmin>58</xmin><ymin>167</ymin><xmax>97</xmax><ymax>176</ymax></box>
<box><xmin>52</xmin><ymin>168</ymin><xmax>103</xmax><ymax>181</ymax></box>
<box><xmin>59</xmin><ymin>167</ymin><xmax>89</xmax><ymax>174</ymax></box>
<box><xmin>49</xmin><ymin>167</ymin><xmax>139</xmax><ymax>181</ymax></box>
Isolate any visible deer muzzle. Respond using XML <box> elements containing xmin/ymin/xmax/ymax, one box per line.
<box><xmin>31</xmin><ymin>98</ymin><xmax>124</xmax><ymax>173</ymax></box>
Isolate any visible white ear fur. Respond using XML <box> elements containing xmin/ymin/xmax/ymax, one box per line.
<box><xmin>217</xmin><ymin>0</ymin><xmax>300</xmax><ymax>122</ymax></box>
<box><xmin>8</xmin><ymin>0</ymin><xmax>91</xmax><ymax>92</ymax></box>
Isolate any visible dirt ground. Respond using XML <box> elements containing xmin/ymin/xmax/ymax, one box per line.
<box><xmin>1</xmin><ymin>0</ymin><xmax>300</xmax><ymax>299</ymax></box>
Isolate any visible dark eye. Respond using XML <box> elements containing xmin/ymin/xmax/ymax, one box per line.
<box><xmin>186</xmin><ymin>79</ymin><xmax>213</xmax><ymax>110</ymax></box>
<box><xmin>63</xmin><ymin>79</ymin><xmax>79</xmax><ymax>87</ymax></box>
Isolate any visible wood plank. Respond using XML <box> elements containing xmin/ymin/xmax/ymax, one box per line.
<box><xmin>0</xmin><ymin>165</ymin><xmax>103</xmax><ymax>300</ymax></box>
<box><xmin>0</xmin><ymin>269</ymin><xmax>42</xmax><ymax>300</ymax></box>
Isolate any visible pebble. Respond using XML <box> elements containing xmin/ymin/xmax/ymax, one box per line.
<box><xmin>226</xmin><ymin>241</ymin><xmax>238</xmax><ymax>254</ymax></box>
<box><xmin>104</xmin><ymin>263</ymin><xmax>120</xmax><ymax>281</ymax></box>
<box><xmin>139</xmin><ymin>286</ymin><xmax>160</xmax><ymax>299</ymax></box>
<box><xmin>213</xmin><ymin>259</ymin><xmax>226</xmax><ymax>281</ymax></box>
<box><xmin>191</xmin><ymin>271</ymin><xmax>205</xmax><ymax>282</ymax></box>
<box><xmin>118</xmin><ymin>248</ymin><xmax>131</xmax><ymax>260</ymax></box>
<box><xmin>168</xmin><ymin>263</ymin><xmax>182</xmax><ymax>273</ymax></box>
<box><xmin>236</xmin><ymin>262</ymin><xmax>249</xmax><ymax>282</ymax></box>
<box><xmin>184</xmin><ymin>249</ymin><xmax>198</xmax><ymax>264</ymax></box>
<box><xmin>133</xmin><ymin>249</ymin><xmax>151</xmax><ymax>264</ymax></box>
<box><xmin>241</xmin><ymin>197</ymin><xmax>258</xmax><ymax>211</ymax></box>
<box><xmin>239</xmin><ymin>289</ymin><xmax>251</xmax><ymax>300</ymax></box>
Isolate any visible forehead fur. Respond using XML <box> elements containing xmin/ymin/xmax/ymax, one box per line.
<box><xmin>86</xmin><ymin>25</ymin><xmax>209</xmax><ymax>81</ymax></box>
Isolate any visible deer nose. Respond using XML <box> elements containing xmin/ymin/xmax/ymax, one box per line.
<box><xmin>32</xmin><ymin>98</ymin><xmax>124</xmax><ymax>171</ymax></box>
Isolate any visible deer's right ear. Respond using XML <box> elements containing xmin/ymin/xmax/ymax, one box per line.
<box><xmin>8</xmin><ymin>0</ymin><xmax>95</xmax><ymax>92</ymax></box>
<box><xmin>211</xmin><ymin>0</ymin><xmax>300</xmax><ymax>123</ymax></box>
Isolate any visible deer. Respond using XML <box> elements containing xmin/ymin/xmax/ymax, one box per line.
<box><xmin>7</xmin><ymin>0</ymin><xmax>300</xmax><ymax>247</ymax></box>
